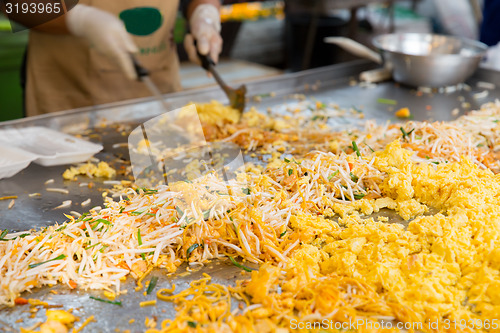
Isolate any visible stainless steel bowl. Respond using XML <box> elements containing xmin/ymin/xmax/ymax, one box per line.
<box><xmin>372</xmin><ymin>33</ymin><xmax>488</xmax><ymax>87</ymax></box>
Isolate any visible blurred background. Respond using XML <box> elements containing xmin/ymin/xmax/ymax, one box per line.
<box><xmin>0</xmin><ymin>0</ymin><xmax>483</xmax><ymax>121</ymax></box>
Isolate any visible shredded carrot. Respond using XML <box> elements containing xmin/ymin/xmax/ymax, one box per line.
<box><xmin>14</xmin><ymin>297</ymin><xmax>28</xmax><ymax>305</ymax></box>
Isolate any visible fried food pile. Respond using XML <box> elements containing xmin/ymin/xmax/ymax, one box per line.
<box><xmin>3</xmin><ymin>100</ymin><xmax>500</xmax><ymax>332</ymax></box>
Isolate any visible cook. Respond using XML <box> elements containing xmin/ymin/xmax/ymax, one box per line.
<box><xmin>16</xmin><ymin>0</ymin><xmax>222</xmax><ymax>116</ymax></box>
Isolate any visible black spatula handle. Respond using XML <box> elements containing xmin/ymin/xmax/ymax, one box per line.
<box><xmin>194</xmin><ymin>40</ymin><xmax>215</xmax><ymax>71</ymax></box>
<box><xmin>131</xmin><ymin>55</ymin><xmax>149</xmax><ymax>79</ymax></box>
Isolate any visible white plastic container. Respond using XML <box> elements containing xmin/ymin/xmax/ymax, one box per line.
<box><xmin>0</xmin><ymin>127</ymin><xmax>103</xmax><ymax>179</ymax></box>
<box><xmin>0</xmin><ymin>145</ymin><xmax>37</xmax><ymax>179</ymax></box>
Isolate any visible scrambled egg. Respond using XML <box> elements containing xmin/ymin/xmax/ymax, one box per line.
<box><xmin>62</xmin><ymin>161</ymin><xmax>116</xmax><ymax>180</ymax></box>
<box><xmin>21</xmin><ymin>310</ymin><xmax>76</xmax><ymax>333</ymax></box>
<box><xmin>194</xmin><ymin>100</ymin><xmax>241</xmax><ymax>125</ymax></box>
<box><xmin>241</xmin><ymin>107</ymin><xmax>293</xmax><ymax>131</ymax></box>
<box><xmin>234</xmin><ymin>142</ymin><xmax>500</xmax><ymax>330</ymax></box>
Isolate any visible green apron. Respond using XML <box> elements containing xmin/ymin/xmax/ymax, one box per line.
<box><xmin>26</xmin><ymin>0</ymin><xmax>181</xmax><ymax>116</ymax></box>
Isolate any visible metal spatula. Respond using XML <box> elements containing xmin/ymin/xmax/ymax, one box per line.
<box><xmin>197</xmin><ymin>53</ymin><xmax>247</xmax><ymax>114</ymax></box>
<box><xmin>131</xmin><ymin>56</ymin><xmax>172</xmax><ymax>112</ymax></box>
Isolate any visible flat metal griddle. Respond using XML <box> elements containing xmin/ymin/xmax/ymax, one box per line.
<box><xmin>1</xmin><ymin>60</ymin><xmax>500</xmax><ymax>332</ymax></box>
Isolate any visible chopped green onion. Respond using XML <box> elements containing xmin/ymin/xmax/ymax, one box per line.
<box><xmin>186</xmin><ymin>243</ymin><xmax>200</xmax><ymax>259</ymax></box>
<box><xmin>55</xmin><ymin>225</ymin><xmax>67</xmax><ymax>232</ymax></box>
<box><xmin>137</xmin><ymin>229</ymin><xmax>143</xmax><ymax>245</ymax></box>
<box><xmin>89</xmin><ymin>296</ymin><xmax>122</xmax><ymax>306</ymax></box>
<box><xmin>0</xmin><ymin>232</ymin><xmax>26</xmax><ymax>240</ymax></box>
<box><xmin>377</xmin><ymin>98</ymin><xmax>397</xmax><ymax>105</ymax></box>
<box><xmin>280</xmin><ymin>231</ymin><xmax>287</xmax><ymax>237</ymax></box>
<box><xmin>311</xmin><ymin>115</ymin><xmax>323</xmax><ymax>121</ymax></box>
<box><xmin>353</xmin><ymin>193</ymin><xmax>365</xmax><ymax>200</ymax></box>
<box><xmin>146</xmin><ymin>276</ymin><xmax>158</xmax><ymax>295</ymax></box>
<box><xmin>242</xmin><ymin>188</ymin><xmax>251</xmax><ymax>195</ymax></box>
<box><xmin>119</xmin><ymin>207</ymin><xmax>124</xmax><ymax>213</ymax></box>
<box><xmin>130</xmin><ymin>211</ymin><xmax>155</xmax><ymax>216</ymax></box>
<box><xmin>284</xmin><ymin>158</ymin><xmax>290</xmax><ymax>163</ymax></box>
<box><xmin>187</xmin><ymin>321</ymin><xmax>197</xmax><ymax>328</ymax></box>
<box><xmin>0</xmin><ymin>230</ymin><xmax>8</xmax><ymax>241</ymax></box>
<box><xmin>229</xmin><ymin>256</ymin><xmax>257</xmax><ymax>272</ymax></box>
<box><xmin>135</xmin><ymin>188</ymin><xmax>158</xmax><ymax>194</ymax></box>
<box><xmin>256</xmin><ymin>93</ymin><xmax>271</xmax><ymax>98</ymax></box>
<box><xmin>29</xmin><ymin>254</ymin><xmax>67</xmax><ymax>269</ymax></box>
<box><xmin>94</xmin><ymin>218</ymin><xmax>111</xmax><ymax>225</ymax></box>
<box><xmin>352</xmin><ymin>105</ymin><xmax>362</xmax><ymax>113</ymax></box>
<box><xmin>400</xmin><ymin>127</ymin><xmax>415</xmax><ymax>140</ymax></box>
<box><xmin>352</xmin><ymin>141</ymin><xmax>361</xmax><ymax>157</ymax></box>
<box><xmin>84</xmin><ymin>242</ymin><xmax>101</xmax><ymax>250</ymax></box>
<box><xmin>350</xmin><ymin>173</ymin><xmax>359</xmax><ymax>183</ymax></box>
<box><xmin>328</xmin><ymin>170</ymin><xmax>339</xmax><ymax>181</ymax></box>
<box><xmin>137</xmin><ymin>229</ymin><xmax>146</xmax><ymax>260</ymax></box>
<box><xmin>288</xmin><ymin>169</ymin><xmax>293</xmax><ymax>176</ymax></box>
<box><xmin>91</xmin><ymin>222</ymin><xmax>103</xmax><ymax>231</ymax></box>
<box><xmin>73</xmin><ymin>213</ymin><xmax>89</xmax><ymax>223</ymax></box>
<box><xmin>366</xmin><ymin>143</ymin><xmax>375</xmax><ymax>153</ymax></box>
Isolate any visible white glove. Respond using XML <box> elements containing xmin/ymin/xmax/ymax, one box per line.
<box><xmin>66</xmin><ymin>4</ymin><xmax>138</xmax><ymax>80</ymax></box>
<box><xmin>184</xmin><ymin>4</ymin><xmax>223</xmax><ymax>65</ymax></box>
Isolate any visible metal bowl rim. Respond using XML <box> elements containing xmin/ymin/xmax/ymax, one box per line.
<box><xmin>372</xmin><ymin>33</ymin><xmax>488</xmax><ymax>59</ymax></box>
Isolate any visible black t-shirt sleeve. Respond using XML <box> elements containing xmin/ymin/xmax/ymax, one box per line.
<box><xmin>179</xmin><ymin>0</ymin><xmax>223</xmax><ymax>19</ymax></box>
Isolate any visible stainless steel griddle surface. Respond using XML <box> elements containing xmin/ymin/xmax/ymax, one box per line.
<box><xmin>1</xmin><ymin>60</ymin><xmax>500</xmax><ymax>332</ymax></box>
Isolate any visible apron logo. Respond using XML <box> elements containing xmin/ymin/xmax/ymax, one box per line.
<box><xmin>119</xmin><ymin>7</ymin><xmax>163</xmax><ymax>36</ymax></box>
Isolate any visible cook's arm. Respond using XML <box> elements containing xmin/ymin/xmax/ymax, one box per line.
<box><xmin>0</xmin><ymin>0</ymin><xmax>68</xmax><ymax>33</ymax></box>
<box><xmin>182</xmin><ymin>0</ymin><xmax>223</xmax><ymax>64</ymax></box>
<box><xmin>2</xmin><ymin>2</ymin><xmax>138</xmax><ymax>80</ymax></box>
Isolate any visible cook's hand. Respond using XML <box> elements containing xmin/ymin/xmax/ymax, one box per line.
<box><xmin>66</xmin><ymin>5</ymin><xmax>138</xmax><ymax>80</ymax></box>
<box><xmin>184</xmin><ymin>4</ymin><xmax>222</xmax><ymax>64</ymax></box>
